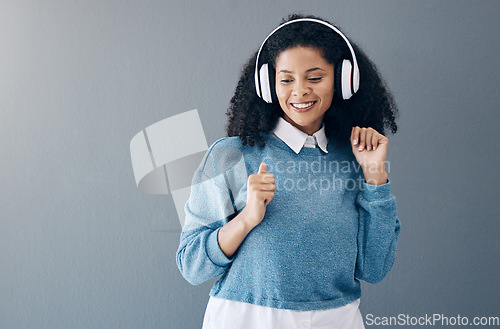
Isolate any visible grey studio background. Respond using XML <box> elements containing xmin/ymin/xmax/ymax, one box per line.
<box><xmin>1</xmin><ymin>0</ymin><xmax>499</xmax><ymax>328</ymax></box>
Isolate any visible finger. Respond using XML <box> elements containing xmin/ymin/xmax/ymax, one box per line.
<box><xmin>248</xmin><ymin>173</ymin><xmax>274</xmax><ymax>189</ymax></box>
<box><xmin>371</xmin><ymin>131</ymin><xmax>379</xmax><ymax>151</ymax></box>
<box><xmin>257</xmin><ymin>172</ymin><xmax>274</xmax><ymax>183</ymax></box>
<box><xmin>262</xmin><ymin>175</ymin><xmax>275</xmax><ymax>184</ymax></box>
<box><xmin>358</xmin><ymin>128</ymin><xmax>367</xmax><ymax>151</ymax></box>
<box><xmin>351</xmin><ymin>126</ymin><xmax>360</xmax><ymax>145</ymax></box>
<box><xmin>365</xmin><ymin>129</ymin><xmax>373</xmax><ymax>151</ymax></box>
<box><xmin>258</xmin><ymin>162</ymin><xmax>267</xmax><ymax>174</ymax></box>
<box><xmin>257</xmin><ymin>182</ymin><xmax>276</xmax><ymax>191</ymax></box>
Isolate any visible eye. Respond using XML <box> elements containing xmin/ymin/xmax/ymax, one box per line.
<box><xmin>308</xmin><ymin>77</ymin><xmax>323</xmax><ymax>82</ymax></box>
<box><xmin>280</xmin><ymin>79</ymin><xmax>293</xmax><ymax>84</ymax></box>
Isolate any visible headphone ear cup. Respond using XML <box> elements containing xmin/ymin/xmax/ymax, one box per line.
<box><xmin>259</xmin><ymin>63</ymin><xmax>273</xmax><ymax>103</ymax></box>
<box><xmin>268</xmin><ymin>65</ymin><xmax>278</xmax><ymax>104</ymax></box>
<box><xmin>340</xmin><ymin>59</ymin><xmax>354</xmax><ymax>100</ymax></box>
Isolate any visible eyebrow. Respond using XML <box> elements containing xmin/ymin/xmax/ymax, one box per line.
<box><xmin>278</xmin><ymin>67</ymin><xmax>326</xmax><ymax>74</ymax></box>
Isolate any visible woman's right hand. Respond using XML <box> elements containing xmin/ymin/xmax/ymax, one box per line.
<box><xmin>242</xmin><ymin>162</ymin><xmax>276</xmax><ymax>229</ymax></box>
<box><xmin>217</xmin><ymin>162</ymin><xmax>275</xmax><ymax>258</ymax></box>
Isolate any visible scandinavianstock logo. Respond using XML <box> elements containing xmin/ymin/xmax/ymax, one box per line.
<box><xmin>130</xmin><ymin>109</ymin><xmax>210</xmax><ymax>228</ymax></box>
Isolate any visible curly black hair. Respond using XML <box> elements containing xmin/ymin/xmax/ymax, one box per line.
<box><xmin>225</xmin><ymin>14</ymin><xmax>399</xmax><ymax>148</ymax></box>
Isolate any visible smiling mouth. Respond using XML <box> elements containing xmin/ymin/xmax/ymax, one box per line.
<box><xmin>290</xmin><ymin>101</ymin><xmax>317</xmax><ymax>112</ymax></box>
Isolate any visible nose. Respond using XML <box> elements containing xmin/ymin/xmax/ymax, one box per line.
<box><xmin>292</xmin><ymin>80</ymin><xmax>310</xmax><ymax>97</ymax></box>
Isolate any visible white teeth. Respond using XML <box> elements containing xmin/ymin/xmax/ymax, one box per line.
<box><xmin>292</xmin><ymin>102</ymin><xmax>315</xmax><ymax>109</ymax></box>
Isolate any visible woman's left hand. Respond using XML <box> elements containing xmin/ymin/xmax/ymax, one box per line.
<box><xmin>350</xmin><ymin>126</ymin><xmax>389</xmax><ymax>185</ymax></box>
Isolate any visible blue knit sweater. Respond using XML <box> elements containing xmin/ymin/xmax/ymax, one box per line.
<box><xmin>176</xmin><ymin>132</ymin><xmax>400</xmax><ymax>311</ymax></box>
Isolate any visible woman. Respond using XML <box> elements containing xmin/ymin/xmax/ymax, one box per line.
<box><xmin>176</xmin><ymin>14</ymin><xmax>401</xmax><ymax>329</ymax></box>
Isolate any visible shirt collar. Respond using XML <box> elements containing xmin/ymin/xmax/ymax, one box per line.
<box><xmin>272</xmin><ymin>116</ymin><xmax>328</xmax><ymax>154</ymax></box>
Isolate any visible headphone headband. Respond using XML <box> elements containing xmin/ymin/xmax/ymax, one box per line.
<box><xmin>254</xmin><ymin>18</ymin><xmax>360</xmax><ymax>101</ymax></box>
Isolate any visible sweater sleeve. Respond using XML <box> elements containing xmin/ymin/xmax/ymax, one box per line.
<box><xmin>354</xmin><ymin>179</ymin><xmax>401</xmax><ymax>284</ymax></box>
<box><xmin>176</xmin><ymin>146</ymin><xmax>241</xmax><ymax>286</ymax></box>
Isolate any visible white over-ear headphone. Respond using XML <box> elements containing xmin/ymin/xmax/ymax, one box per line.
<box><xmin>254</xmin><ymin>18</ymin><xmax>360</xmax><ymax>103</ymax></box>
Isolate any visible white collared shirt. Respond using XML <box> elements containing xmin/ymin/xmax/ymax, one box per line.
<box><xmin>201</xmin><ymin>118</ymin><xmax>365</xmax><ymax>329</ymax></box>
<box><xmin>272</xmin><ymin>116</ymin><xmax>329</xmax><ymax>154</ymax></box>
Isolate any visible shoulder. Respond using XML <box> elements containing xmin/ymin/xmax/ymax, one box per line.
<box><xmin>210</xmin><ymin>134</ymin><xmax>273</xmax><ymax>155</ymax></box>
<box><xmin>210</xmin><ymin>136</ymin><xmax>245</xmax><ymax>150</ymax></box>
<box><xmin>197</xmin><ymin>136</ymin><xmax>249</xmax><ymax>176</ymax></box>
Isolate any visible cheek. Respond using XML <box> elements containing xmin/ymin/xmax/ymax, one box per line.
<box><xmin>319</xmin><ymin>84</ymin><xmax>335</xmax><ymax>104</ymax></box>
<box><xmin>275</xmin><ymin>86</ymin><xmax>288</xmax><ymax>105</ymax></box>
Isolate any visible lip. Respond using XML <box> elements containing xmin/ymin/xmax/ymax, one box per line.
<box><xmin>290</xmin><ymin>101</ymin><xmax>317</xmax><ymax>113</ymax></box>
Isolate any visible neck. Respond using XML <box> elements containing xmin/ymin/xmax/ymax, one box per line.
<box><xmin>281</xmin><ymin>115</ymin><xmax>322</xmax><ymax>136</ymax></box>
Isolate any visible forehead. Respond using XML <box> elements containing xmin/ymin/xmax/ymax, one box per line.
<box><xmin>275</xmin><ymin>46</ymin><xmax>332</xmax><ymax>71</ymax></box>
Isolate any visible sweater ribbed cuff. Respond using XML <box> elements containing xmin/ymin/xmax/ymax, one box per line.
<box><xmin>361</xmin><ymin>178</ymin><xmax>392</xmax><ymax>202</ymax></box>
<box><xmin>206</xmin><ymin>227</ymin><xmax>234</xmax><ymax>267</ymax></box>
